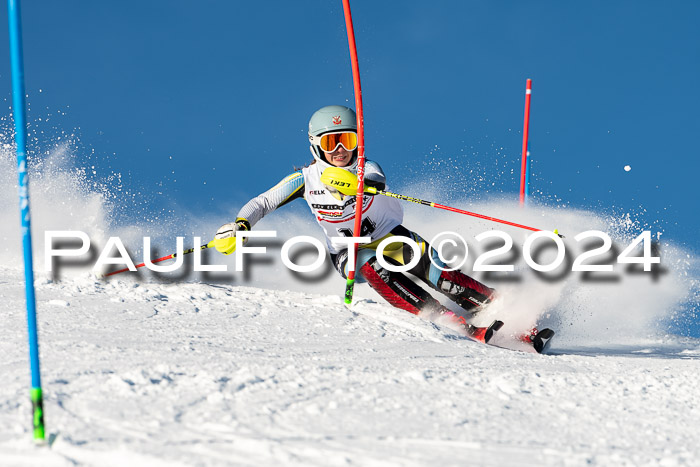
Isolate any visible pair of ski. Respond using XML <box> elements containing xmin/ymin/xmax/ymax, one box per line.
<box><xmin>463</xmin><ymin>320</ymin><xmax>555</xmax><ymax>354</ymax></box>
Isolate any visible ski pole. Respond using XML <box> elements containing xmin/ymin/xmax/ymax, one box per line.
<box><xmin>373</xmin><ymin>190</ymin><xmax>551</xmax><ymax>234</ymax></box>
<box><xmin>321</xmin><ymin>167</ymin><xmax>563</xmax><ymax>236</ymax></box>
<box><xmin>102</xmin><ymin>240</ymin><xmax>215</xmax><ymax>277</ymax></box>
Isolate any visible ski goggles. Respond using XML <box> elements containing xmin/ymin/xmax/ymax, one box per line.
<box><xmin>310</xmin><ymin>131</ymin><xmax>358</xmax><ymax>153</ymax></box>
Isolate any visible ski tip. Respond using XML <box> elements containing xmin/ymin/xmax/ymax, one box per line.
<box><xmin>533</xmin><ymin>328</ymin><xmax>555</xmax><ymax>354</ymax></box>
<box><xmin>484</xmin><ymin>320</ymin><xmax>505</xmax><ymax>344</ymax></box>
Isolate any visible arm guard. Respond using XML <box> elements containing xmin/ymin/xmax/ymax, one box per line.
<box><xmin>364</xmin><ymin>160</ymin><xmax>387</xmax><ymax>192</ymax></box>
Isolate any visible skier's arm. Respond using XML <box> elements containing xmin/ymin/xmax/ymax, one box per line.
<box><xmin>234</xmin><ymin>171</ymin><xmax>305</xmax><ymax>229</ymax></box>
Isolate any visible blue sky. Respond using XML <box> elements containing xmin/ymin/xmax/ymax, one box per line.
<box><xmin>1</xmin><ymin>1</ymin><xmax>698</xmax><ymax>251</ymax></box>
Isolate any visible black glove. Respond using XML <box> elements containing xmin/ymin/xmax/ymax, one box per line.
<box><xmin>363</xmin><ymin>176</ymin><xmax>385</xmax><ymax>194</ymax></box>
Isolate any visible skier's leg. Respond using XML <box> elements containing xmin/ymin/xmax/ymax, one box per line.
<box><xmin>356</xmin><ymin>256</ymin><xmax>497</xmax><ymax>341</ymax></box>
<box><xmin>385</xmin><ymin>225</ymin><xmax>496</xmax><ymax>313</ymax></box>
<box><xmin>331</xmin><ymin>249</ymin><xmax>495</xmax><ymax>340</ymax></box>
<box><xmin>359</xmin><ymin>256</ymin><xmax>444</xmax><ymax>315</ymax></box>
<box><xmin>434</xmin><ymin>269</ymin><xmax>495</xmax><ymax>312</ymax></box>
<box><xmin>332</xmin><ymin>249</ymin><xmax>444</xmax><ymax>315</ymax></box>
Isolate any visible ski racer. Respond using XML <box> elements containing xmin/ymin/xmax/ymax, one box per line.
<box><xmin>215</xmin><ymin>105</ymin><xmax>498</xmax><ymax>341</ymax></box>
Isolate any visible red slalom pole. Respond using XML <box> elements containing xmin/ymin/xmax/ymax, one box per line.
<box><xmin>519</xmin><ymin>79</ymin><xmax>532</xmax><ymax>205</ymax></box>
<box><xmin>341</xmin><ymin>0</ymin><xmax>366</xmax><ymax>305</ymax></box>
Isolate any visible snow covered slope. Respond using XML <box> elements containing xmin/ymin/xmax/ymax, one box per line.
<box><xmin>2</xmin><ymin>267</ymin><xmax>699</xmax><ymax>466</ymax></box>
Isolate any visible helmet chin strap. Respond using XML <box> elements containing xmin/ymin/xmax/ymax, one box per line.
<box><xmin>309</xmin><ymin>145</ymin><xmax>332</xmax><ymax>170</ymax></box>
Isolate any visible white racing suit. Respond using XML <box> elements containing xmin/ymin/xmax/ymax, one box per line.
<box><xmin>234</xmin><ymin>159</ymin><xmax>494</xmax><ymax>318</ymax></box>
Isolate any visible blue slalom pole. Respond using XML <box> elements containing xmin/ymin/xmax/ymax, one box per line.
<box><xmin>7</xmin><ymin>0</ymin><xmax>45</xmax><ymax>443</ymax></box>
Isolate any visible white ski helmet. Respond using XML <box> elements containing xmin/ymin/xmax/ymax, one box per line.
<box><xmin>308</xmin><ymin>105</ymin><xmax>359</xmax><ymax>171</ymax></box>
